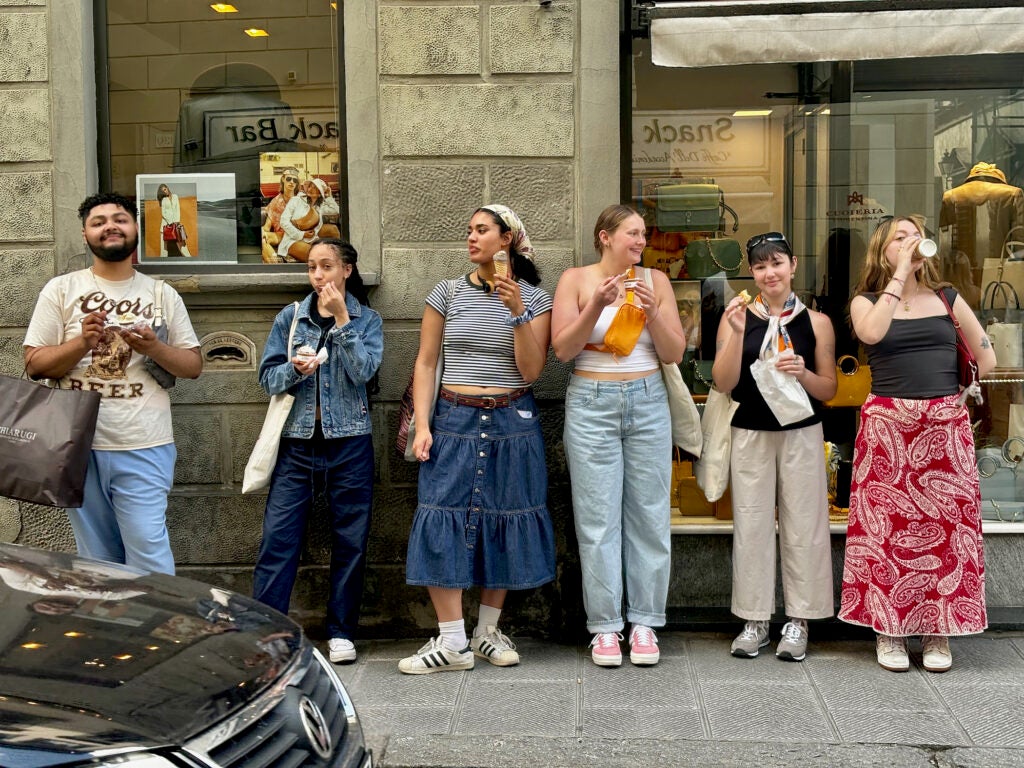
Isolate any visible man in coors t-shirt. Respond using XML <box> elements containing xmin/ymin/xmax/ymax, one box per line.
<box><xmin>24</xmin><ymin>192</ymin><xmax>202</xmax><ymax>575</ymax></box>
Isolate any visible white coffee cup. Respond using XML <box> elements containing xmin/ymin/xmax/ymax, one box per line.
<box><xmin>917</xmin><ymin>238</ymin><xmax>937</xmax><ymax>258</ymax></box>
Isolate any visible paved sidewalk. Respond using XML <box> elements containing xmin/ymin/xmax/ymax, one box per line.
<box><xmin>331</xmin><ymin>631</ymin><xmax>1024</xmax><ymax>768</ymax></box>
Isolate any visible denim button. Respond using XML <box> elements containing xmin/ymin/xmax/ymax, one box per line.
<box><xmin>477</xmin><ymin>469</ymin><xmax>483</xmax><ymax>475</ymax></box>
<box><xmin>481</xmin><ymin>415</ymin><xmax>488</xmax><ymax>421</ymax></box>
<box><xmin>479</xmin><ymin>451</ymin><xmax>486</xmax><ymax>457</ymax></box>
<box><xmin>481</xmin><ymin>433</ymin><xmax>488</xmax><ymax>438</ymax></box>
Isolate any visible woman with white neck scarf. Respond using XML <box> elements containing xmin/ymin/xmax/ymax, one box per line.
<box><xmin>713</xmin><ymin>232</ymin><xmax>837</xmax><ymax>662</ymax></box>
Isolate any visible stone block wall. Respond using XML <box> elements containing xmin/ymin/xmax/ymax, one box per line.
<box><xmin>364</xmin><ymin>0</ymin><xmax>584</xmax><ymax>639</ymax></box>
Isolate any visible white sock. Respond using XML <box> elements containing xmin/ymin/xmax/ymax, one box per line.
<box><xmin>474</xmin><ymin>604</ymin><xmax>502</xmax><ymax>637</ymax></box>
<box><xmin>438</xmin><ymin>619</ymin><xmax>467</xmax><ymax>651</ymax></box>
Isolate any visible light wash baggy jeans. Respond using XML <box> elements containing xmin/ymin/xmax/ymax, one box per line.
<box><xmin>564</xmin><ymin>371</ymin><xmax>672</xmax><ymax>633</ymax></box>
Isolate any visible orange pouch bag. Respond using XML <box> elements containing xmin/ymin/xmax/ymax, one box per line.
<box><xmin>587</xmin><ymin>273</ymin><xmax>647</xmax><ymax>357</ymax></box>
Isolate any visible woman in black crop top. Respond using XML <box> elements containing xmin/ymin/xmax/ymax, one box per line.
<box><xmin>713</xmin><ymin>232</ymin><xmax>837</xmax><ymax>663</ymax></box>
<box><xmin>838</xmin><ymin>214</ymin><xmax>996</xmax><ymax>674</ymax></box>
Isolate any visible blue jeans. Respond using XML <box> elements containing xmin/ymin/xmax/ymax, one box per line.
<box><xmin>253</xmin><ymin>429</ymin><xmax>373</xmax><ymax>640</ymax></box>
<box><xmin>67</xmin><ymin>445</ymin><xmax>177</xmax><ymax>575</ymax></box>
<box><xmin>563</xmin><ymin>372</ymin><xmax>672</xmax><ymax>633</ymax></box>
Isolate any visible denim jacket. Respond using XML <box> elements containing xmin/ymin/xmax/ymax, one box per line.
<box><xmin>259</xmin><ymin>291</ymin><xmax>383</xmax><ymax>439</ymax></box>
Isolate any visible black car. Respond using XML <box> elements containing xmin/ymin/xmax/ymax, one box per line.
<box><xmin>0</xmin><ymin>543</ymin><xmax>371</xmax><ymax>768</ymax></box>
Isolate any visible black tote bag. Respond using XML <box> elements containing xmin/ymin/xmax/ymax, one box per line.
<box><xmin>0</xmin><ymin>376</ymin><xmax>100</xmax><ymax>507</ymax></box>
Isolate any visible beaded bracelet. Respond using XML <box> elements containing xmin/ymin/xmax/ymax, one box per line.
<box><xmin>881</xmin><ymin>291</ymin><xmax>902</xmax><ymax>300</ymax></box>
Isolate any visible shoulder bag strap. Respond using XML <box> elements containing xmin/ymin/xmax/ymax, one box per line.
<box><xmin>287</xmin><ymin>301</ymin><xmax>300</xmax><ymax>350</ymax></box>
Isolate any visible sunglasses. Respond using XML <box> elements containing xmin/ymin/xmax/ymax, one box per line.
<box><xmin>746</xmin><ymin>232</ymin><xmax>790</xmax><ymax>253</ymax></box>
<box><xmin>284</xmin><ymin>175</ymin><xmax>298</xmax><ymax>183</ymax></box>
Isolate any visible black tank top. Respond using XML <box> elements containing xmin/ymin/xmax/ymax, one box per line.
<box><xmin>731</xmin><ymin>309</ymin><xmax>822</xmax><ymax>432</ymax></box>
<box><xmin>862</xmin><ymin>288</ymin><xmax>959</xmax><ymax>398</ymax></box>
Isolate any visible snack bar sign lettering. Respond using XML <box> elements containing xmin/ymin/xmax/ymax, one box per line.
<box><xmin>205</xmin><ymin>109</ymin><xmax>339</xmax><ymax>157</ymax></box>
<box><xmin>632</xmin><ymin>110</ymin><xmax>769</xmax><ymax>174</ymax></box>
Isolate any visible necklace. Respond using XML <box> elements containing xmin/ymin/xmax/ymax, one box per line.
<box><xmin>90</xmin><ymin>267</ymin><xmax>137</xmax><ymax>309</ymax></box>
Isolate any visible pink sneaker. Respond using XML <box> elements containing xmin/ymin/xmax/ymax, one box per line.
<box><xmin>589</xmin><ymin>632</ymin><xmax>623</xmax><ymax>667</ymax></box>
<box><xmin>629</xmin><ymin>625</ymin><xmax>660</xmax><ymax>665</ymax></box>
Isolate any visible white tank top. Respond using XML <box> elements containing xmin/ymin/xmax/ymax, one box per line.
<box><xmin>574</xmin><ymin>305</ymin><xmax>660</xmax><ymax>373</ymax></box>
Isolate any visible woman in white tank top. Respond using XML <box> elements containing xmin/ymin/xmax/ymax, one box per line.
<box><xmin>551</xmin><ymin>204</ymin><xmax>685</xmax><ymax>668</ymax></box>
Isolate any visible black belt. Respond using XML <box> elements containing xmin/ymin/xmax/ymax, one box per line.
<box><xmin>438</xmin><ymin>387</ymin><xmax>532</xmax><ymax>409</ymax></box>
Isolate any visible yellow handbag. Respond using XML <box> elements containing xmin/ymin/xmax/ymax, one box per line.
<box><xmin>585</xmin><ymin>268</ymin><xmax>647</xmax><ymax>357</ymax></box>
<box><xmin>823</xmin><ymin>355</ymin><xmax>872</xmax><ymax>408</ymax></box>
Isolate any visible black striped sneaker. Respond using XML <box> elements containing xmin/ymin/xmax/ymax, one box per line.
<box><xmin>471</xmin><ymin>625</ymin><xmax>520</xmax><ymax>666</ymax></box>
<box><xmin>398</xmin><ymin>636</ymin><xmax>474</xmax><ymax>675</ymax></box>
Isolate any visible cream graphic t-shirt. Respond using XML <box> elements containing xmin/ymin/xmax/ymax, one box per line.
<box><xmin>24</xmin><ymin>268</ymin><xmax>199</xmax><ymax>450</ymax></box>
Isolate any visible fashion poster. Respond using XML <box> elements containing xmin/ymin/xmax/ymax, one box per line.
<box><xmin>136</xmin><ymin>173</ymin><xmax>237</xmax><ymax>263</ymax></box>
<box><xmin>258</xmin><ymin>152</ymin><xmax>342</xmax><ymax>264</ymax></box>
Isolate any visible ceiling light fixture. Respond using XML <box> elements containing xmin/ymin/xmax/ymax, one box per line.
<box><xmin>732</xmin><ymin>109</ymin><xmax>772</xmax><ymax>117</ymax></box>
<box><xmin>210</xmin><ymin>3</ymin><xmax>238</xmax><ymax>12</ymax></box>
<box><xmin>244</xmin><ymin>28</ymin><xmax>270</xmax><ymax>37</ymax></box>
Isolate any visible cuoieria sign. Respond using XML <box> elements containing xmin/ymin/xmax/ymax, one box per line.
<box><xmin>632</xmin><ymin>110</ymin><xmax>769</xmax><ymax>175</ymax></box>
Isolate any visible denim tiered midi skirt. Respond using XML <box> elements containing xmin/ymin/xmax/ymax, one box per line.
<box><xmin>405</xmin><ymin>390</ymin><xmax>556</xmax><ymax>590</ymax></box>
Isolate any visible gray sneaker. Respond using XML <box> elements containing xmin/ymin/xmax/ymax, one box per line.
<box><xmin>731</xmin><ymin>620</ymin><xmax>769</xmax><ymax>658</ymax></box>
<box><xmin>776</xmin><ymin>619</ymin><xmax>808</xmax><ymax>661</ymax></box>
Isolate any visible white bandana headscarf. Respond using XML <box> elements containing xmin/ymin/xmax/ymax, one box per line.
<box><xmin>481</xmin><ymin>204</ymin><xmax>535</xmax><ymax>262</ymax></box>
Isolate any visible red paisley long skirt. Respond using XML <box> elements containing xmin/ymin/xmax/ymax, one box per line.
<box><xmin>838</xmin><ymin>394</ymin><xmax>987</xmax><ymax>636</ymax></box>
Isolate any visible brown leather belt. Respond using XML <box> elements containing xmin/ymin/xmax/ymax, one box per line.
<box><xmin>438</xmin><ymin>387</ymin><xmax>532</xmax><ymax>409</ymax></box>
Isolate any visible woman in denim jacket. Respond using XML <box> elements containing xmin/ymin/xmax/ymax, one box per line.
<box><xmin>252</xmin><ymin>238</ymin><xmax>383</xmax><ymax>665</ymax></box>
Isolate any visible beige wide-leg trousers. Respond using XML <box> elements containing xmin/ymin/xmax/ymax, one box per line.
<box><xmin>729</xmin><ymin>423</ymin><xmax>834</xmax><ymax>621</ymax></box>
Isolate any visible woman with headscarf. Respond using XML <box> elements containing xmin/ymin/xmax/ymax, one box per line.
<box><xmin>158</xmin><ymin>184</ymin><xmax>192</xmax><ymax>258</ymax></box>
<box><xmin>277</xmin><ymin>177</ymin><xmax>341</xmax><ymax>263</ymax></box>
<box><xmin>399</xmin><ymin>204</ymin><xmax>555</xmax><ymax>675</ymax></box>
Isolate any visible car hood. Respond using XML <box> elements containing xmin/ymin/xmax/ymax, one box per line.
<box><xmin>0</xmin><ymin>543</ymin><xmax>301</xmax><ymax>752</ymax></box>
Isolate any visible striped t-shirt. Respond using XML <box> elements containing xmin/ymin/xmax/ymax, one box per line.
<box><xmin>426</xmin><ymin>274</ymin><xmax>553</xmax><ymax>388</ymax></box>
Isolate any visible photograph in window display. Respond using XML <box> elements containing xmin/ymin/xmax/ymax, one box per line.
<box><xmin>276</xmin><ymin>178</ymin><xmax>341</xmax><ymax>263</ymax></box>
<box><xmin>838</xmin><ymin>214</ymin><xmax>997</xmax><ymax>674</ymax></box>
<box><xmin>712</xmin><ymin>231</ymin><xmax>837</xmax><ymax>663</ymax></box>
<box><xmin>135</xmin><ymin>174</ymin><xmax>237</xmax><ymax>264</ymax></box>
<box><xmin>260</xmin><ymin>166</ymin><xmax>301</xmax><ymax>263</ymax></box>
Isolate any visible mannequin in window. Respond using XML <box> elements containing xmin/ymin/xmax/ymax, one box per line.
<box><xmin>939</xmin><ymin>161</ymin><xmax>1024</xmax><ymax>306</ymax></box>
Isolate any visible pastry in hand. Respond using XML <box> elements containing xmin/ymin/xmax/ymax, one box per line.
<box><xmin>738</xmin><ymin>289</ymin><xmax>753</xmax><ymax>305</ymax></box>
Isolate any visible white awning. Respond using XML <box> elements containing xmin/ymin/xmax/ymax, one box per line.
<box><xmin>650</xmin><ymin>4</ymin><xmax>1024</xmax><ymax>67</ymax></box>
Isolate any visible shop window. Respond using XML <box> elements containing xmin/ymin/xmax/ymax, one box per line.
<box><xmin>629</xmin><ymin>28</ymin><xmax>1024</xmax><ymax>527</ymax></box>
<box><xmin>96</xmin><ymin>1</ymin><xmax>345</xmax><ymax>269</ymax></box>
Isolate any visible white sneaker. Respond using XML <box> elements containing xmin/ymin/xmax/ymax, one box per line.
<box><xmin>328</xmin><ymin>638</ymin><xmax>356</xmax><ymax>664</ymax></box>
<box><xmin>471</xmin><ymin>625</ymin><xmax>520</xmax><ymax>666</ymax></box>
<box><xmin>398</xmin><ymin>636</ymin><xmax>474</xmax><ymax>675</ymax></box>
<box><xmin>876</xmin><ymin>634</ymin><xmax>909</xmax><ymax>672</ymax></box>
<box><xmin>922</xmin><ymin>635</ymin><xmax>952</xmax><ymax>673</ymax></box>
